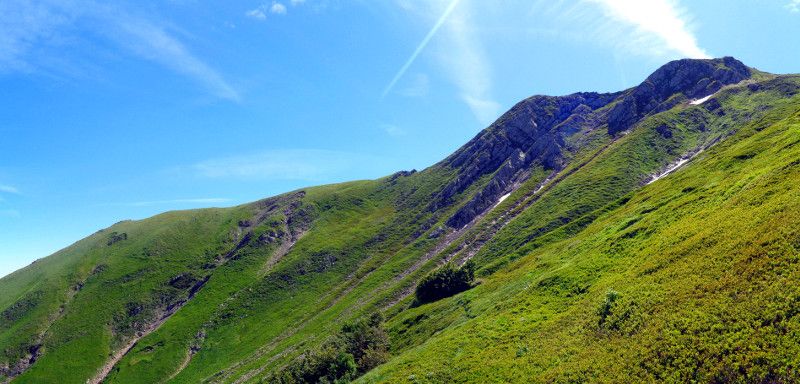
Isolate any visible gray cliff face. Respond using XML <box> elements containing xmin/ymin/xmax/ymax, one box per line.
<box><xmin>607</xmin><ymin>57</ymin><xmax>751</xmax><ymax>135</ymax></box>
<box><xmin>435</xmin><ymin>92</ymin><xmax>620</xmax><ymax>228</ymax></box>
<box><xmin>431</xmin><ymin>57</ymin><xmax>753</xmax><ymax>229</ymax></box>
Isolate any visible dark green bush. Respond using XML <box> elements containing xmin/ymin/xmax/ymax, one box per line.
<box><xmin>414</xmin><ymin>261</ymin><xmax>475</xmax><ymax>304</ymax></box>
<box><xmin>265</xmin><ymin>313</ymin><xmax>389</xmax><ymax>383</ymax></box>
<box><xmin>596</xmin><ymin>289</ymin><xmax>619</xmax><ymax>328</ymax></box>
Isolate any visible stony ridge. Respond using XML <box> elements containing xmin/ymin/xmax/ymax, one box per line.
<box><xmin>436</xmin><ymin>57</ymin><xmax>753</xmax><ymax>228</ymax></box>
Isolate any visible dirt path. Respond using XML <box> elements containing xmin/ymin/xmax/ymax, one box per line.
<box><xmin>164</xmin><ymin>345</ymin><xmax>197</xmax><ymax>383</ymax></box>
<box><xmin>89</xmin><ymin>307</ymin><xmax>177</xmax><ymax>384</ymax></box>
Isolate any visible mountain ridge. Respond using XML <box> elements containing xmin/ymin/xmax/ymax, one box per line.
<box><xmin>2</xmin><ymin>57</ymin><xmax>800</xmax><ymax>383</ymax></box>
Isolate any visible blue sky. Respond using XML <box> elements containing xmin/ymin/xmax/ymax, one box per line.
<box><xmin>1</xmin><ymin>0</ymin><xmax>799</xmax><ymax>277</ymax></box>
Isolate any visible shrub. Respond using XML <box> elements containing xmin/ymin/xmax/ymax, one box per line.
<box><xmin>265</xmin><ymin>313</ymin><xmax>389</xmax><ymax>383</ymax></box>
<box><xmin>414</xmin><ymin>261</ymin><xmax>475</xmax><ymax>304</ymax></box>
<box><xmin>340</xmin><ymin>313</ymin><xmax>390</xmax><ymax>373</ymax></box>
<box><xmin>597</xmin><ymin>289</ymin><xmax>619</xmax><ymax>328</ymax></box>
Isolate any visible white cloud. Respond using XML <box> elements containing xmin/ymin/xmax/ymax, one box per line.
<box><xmin>587</xmin><ymin>0</ymin><xmax>710</xmax><ymax>59</ymax></box>
<box><xmin>0</xmin><ymin>185</ymin><xmax>20</xmax><ymax>194</ymax></box>
<box><xmin>382</xmin><ymin>0</ymin><xmax>460</xmax><ymax>98</ymax></box>
<box><xmin>0</xmin><ymin>1</ymin><xmax>72</xmax><ymax>73</ymax></box>
<box><xmin>112</xmin><ymin>16</ymin><xmax>241</xmax><ymax>101</ymax></box>
<box><xmin>788</xmin><ymin>0</ymin><xmax>800</xmax><ymax>12</ymax></box>
<box><xmin>190</xmin><ymin>149</ymin><xmax>377</xmax><ymax>181</ymax></box>
<box><xmin>247</xmin><ymin>1</ymin><xmax>298</xmax><ymax>20</ymax></box>
<box><xmin>245</xmin><ymin>8</ymin><xmax>267</xmax><ymax>20</ymax></box>
<box><xmin>0</xmin><ymin>1</ymin><xmax>240</xmax><ymax>101</ymax></box>
<box><xmin>438</xmin><ymin>1</ymin><xmax>500</xmax><ymax>124</ymax></box>
<box><xmin>270</xmin><ymin>2</ymin><xmax>288</xmax><ymax>14</ymax></box>
<box><xmin>387</xmin><ymin>0</ymin><xmax>500</xmax><ymax>125</ymax></box>
<box><xmin>462</xmin><ymin>96</ymin><xmax>501</xmax><ymax>127</ymax></box>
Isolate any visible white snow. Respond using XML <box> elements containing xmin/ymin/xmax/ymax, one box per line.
<box><xmin>496</xmin><ymin>192</ymin><xmax>511</xmax><ymax>205</ymax></box>
<box><xmin>647</xmin><ymin>158</ymin><xmax>689</xmax><ymax>185</ymax></box>
<box><xmin>534</xmin><ymin>175</ymin><xmax>555</xmax><ymax>194</ymax></box>
<box><xmin>689</xmin><ymin>94</ymin><xmax>714</xmax><ymax>105</ymax></box>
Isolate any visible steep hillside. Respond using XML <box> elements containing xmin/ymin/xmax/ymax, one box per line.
<box><xmin>1</xmin><ymin>57</ymin><xmax>799</xmax><ymax>383</ymax></box>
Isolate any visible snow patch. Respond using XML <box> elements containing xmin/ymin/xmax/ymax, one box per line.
<box><xmin>690</xmin><ymin>93</ymin><xmax>714</xmax><ymax>105</ymax></box>
<box><xmin>647</xmin><ymin>158</ymin><xmax>689</xmax><ymax>185</ymax></box>
<box><xmin>495</xmin><ymin>192</ymin><xmax>511</xmax><ymax>206</ymax></box>
<box><xmin>534</xmin><ymin>175</ymin><xmax>554</xmax><ymax>194</ymax></box>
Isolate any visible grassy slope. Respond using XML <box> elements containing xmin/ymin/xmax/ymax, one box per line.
<box><xmin>361</xmin><ymin>84</ymin><xmax>800</xmax><ymax>382</ymax></box>
<box><xmin>0</xmin><ymin>73</ymin><xmax>798</xmax><ymax>383</ymax></box>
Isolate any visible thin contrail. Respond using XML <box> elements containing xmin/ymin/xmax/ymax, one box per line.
<box><xmin>381</xmin><ymin>0</ymin><xmax>461</xmax><ymax>98</ymax></box>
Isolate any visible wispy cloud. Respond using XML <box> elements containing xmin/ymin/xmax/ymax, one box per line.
<box><xmin>0</xmin><ymin>185</ymin><xmax>20</xmax><ymax>194</ymax></box>
<box><xmin>189</xmin><ymin>149</ymin><xmax>379</xmax><ymax>181</ymax></box>
<box><xmin>438</xmin><ymin>1</ymin><xmax>500</xmax><ymax>125</ymax></box>
<box><xmin>112</xmin><ymin>16</ymin><xmax>241</xmax><ymax>101</ymax></box>
<box><xmin>0</xmin><ymin>1</ymin><xmax>70</xmax><ymax>73</ymax></box>
<box><xmin>271</xmin><ymin>2</ymin><xmax>288</xmax><ymax>15</ymax></box>
<box><xmin>0</xmin><ymin>0</ymin><xmax>240</xmax><ymax>100</ymax></box>
<box><xmin>586</xmin><ymin>0</ymin><xmax>710</xmax><ymax>59</ymax></box>
<box><xmin>246</xmin><ymin>1</ymin><xmax>298</xmax><ymax>20</ymax></box>
<box><xmin>0</xmin><ymin>185</ymin><xmax>20</xmax><ymax>217</ymax></box>
<box><xmin>382</xmin><ymin>0</ymin><xmax>460</xmax><ymax>98</ymax></box>
<box><xmin>245</xmin><ymin>8</ymin><xmax>267</xmax><ymax>20</ymax></box>
<box><xmin>788</xmin><ymin>0</ymin><xmax>800</xmax><ymax>12</ymax></box>
<box><xmin>388</xmin><ymin>0</ymin><xmax>500</xmax><ymax>125</ymax></box>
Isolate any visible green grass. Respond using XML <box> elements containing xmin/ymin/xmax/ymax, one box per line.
<box><xmin>1</xmin><ymin>71</ymin><xmax>799</xmax><ymax>383</ymax></box>
<box><xmin>360</xmin><ymin>85</ymin><xmax>800</xmax><ymax>383</ymax></box>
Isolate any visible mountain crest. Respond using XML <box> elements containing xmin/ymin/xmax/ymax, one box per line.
<box><xmin>607</xmin><ymin>57</ymin><xmax>752</xmax><ymax>134</ymax></box>
<box><xmin>438</xmin><ymin>57</ymin><xmax>754</xmax><ymax>228</ymax></box>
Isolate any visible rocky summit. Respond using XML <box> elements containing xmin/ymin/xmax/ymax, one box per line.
<box><xmin>2</xmin><ymin>57</ymin><xmax>800</xmax><ymax>383</ymax></box>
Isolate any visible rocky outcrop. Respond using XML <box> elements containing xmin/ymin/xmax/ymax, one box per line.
<box><xmin>607</xmin><ymin>57</ymin><xmax>751</xmax><ymax>135</ymax></box>
<box><xmin>433</xmin><ymin>57</ymin><xmax>753</xmax><ymax>229</ymax></box>
<box><xmin>434</xmin><ymin>92</ymin><xmax>619</xmax><ymax>228</ymax></box>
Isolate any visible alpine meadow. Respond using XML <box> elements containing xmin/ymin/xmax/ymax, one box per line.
<box><xmin>2</xmin><ymin>1</ymin><xmax>800</xmax><ymax>383</ymax></box>
<box><xmin>2</xmin><ymin>55</ymin><xmax>800</xmax><ymax>383</ymax></box>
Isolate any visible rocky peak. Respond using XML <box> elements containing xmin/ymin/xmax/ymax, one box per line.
<box><xmin>607</xmin><ymin>57</ymin><xmax>751</xmax><ymax>134</ymax></box>
<box><xmin>433</xmin><ymin>92</ymin><xmax>620</xmax><ymax>227</ymax></box>
<box><xmin>431</xmin><ymin>57</ymin><xmax>753</xmax><ymax>229</ymax></box>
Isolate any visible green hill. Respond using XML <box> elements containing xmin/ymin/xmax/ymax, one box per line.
<box><xmin>2</xmin><ymin>57</ymin><xmax>799</xmax><ymax>383</ymax></box>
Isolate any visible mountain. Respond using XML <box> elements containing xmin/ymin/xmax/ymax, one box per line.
<box><xmin>1</xmin><ymin>57</ymin><xmax>799</xmax><ymax>383</ymax></box>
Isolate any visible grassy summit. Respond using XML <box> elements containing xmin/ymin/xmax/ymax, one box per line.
<box><xmin>1</xmin><ymin>58</ymin><xmax>799</xmax><ymax>383</ymax></box>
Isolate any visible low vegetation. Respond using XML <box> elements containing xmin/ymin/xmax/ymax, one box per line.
<box><xmin>265</xmin><ymin>313</ymin><xmax>389</xmax><ymax>384</ymax></box>
<box><xmin>414</xmin><ymin>261</ymin><xmax>475</xmax><ymax>305</ymax></box>
<box><xmin>1</xmin><ymin>60</ymin><xmax>799</xmax><ymax>383</ymax></box>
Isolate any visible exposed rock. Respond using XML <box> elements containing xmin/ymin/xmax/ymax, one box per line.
<box><xmin>428</xmin><ymin>225</ymin><xmax>446</xmax><ymax>239</ymax></box>
<box><xmin>608</xmin><ymin>57</ymin><xmax>751</xmax><ymax>135</ymax></box>
<box><xmin>169</xmin><ymin>274</ymin><xmax>198</xmax><ymax>290</ymax></box>
<box><xmin>107</xmin><ymin>232</ymin><xmax>128</xmax><ymax>246</ymax></box>
<box><xmin>433</xmin><ymin>92</ymin><xmax>619</xmax><ymax>227</ymax></box>
<box><xmin>388</xmin><ymin>169</ymin><xmax>417</xmax><ymax>182</ymax></box>
<box><xmin>431</xmin><ymin>59</ymin><xmax>752</xmax><ymax>229</ymax></box>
